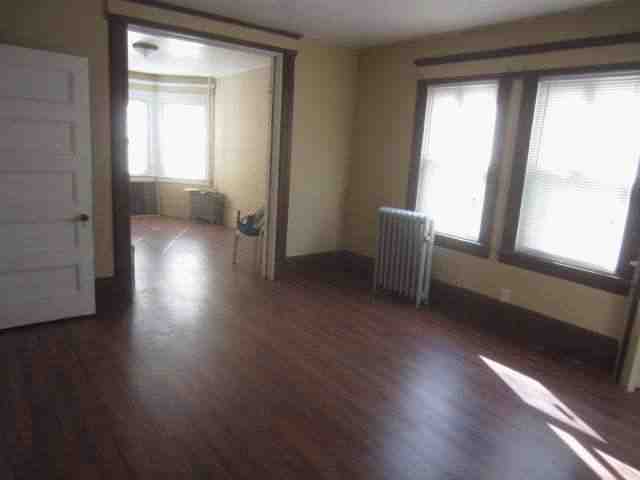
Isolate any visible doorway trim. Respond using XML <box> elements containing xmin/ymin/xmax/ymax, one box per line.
<box><xmin>107</xmin><ymin>14</ymin><xmax>296</xmax><ymax>300</ymax></box>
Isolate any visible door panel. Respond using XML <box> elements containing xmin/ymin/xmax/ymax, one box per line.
<box><xmin>0</xmin><ymin>173</ymin><xmax>76</xmax><ymax>221</ymax></box>
<box><xmin>0</xmin><ymin>44</ymin><xmax>95</xmax><ymax>329</ymax></box>
<box><xmin>0</xmin><ymin>64</ymin><xmax>72</xmax><ymax>103</ymax></box>
<box><xmin>0</xmin><ymin>118</ymin><xmax>74</xmax><ymax>153</ymax></box>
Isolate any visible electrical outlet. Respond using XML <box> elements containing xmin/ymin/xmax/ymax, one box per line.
<box><xmin>499</xmin><ymin>288</ymin><xmax>512</xmax><ymax>303</ymax></box>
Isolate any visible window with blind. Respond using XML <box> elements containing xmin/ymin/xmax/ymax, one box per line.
<box><xmin>503</xmin><ymin>70</ymin><xmax>640</xmax><ymax>292</ymax></box>
<box><xmin>413</xmin><ymin>79</ymin><xmax>505</xmax><ymax>255</ymax></box>
<box><xmin>128</xmin><ymin>83</ymin><xmax>211</xmax><ymax>183</ymax></box>
<box><xmin>127</xmin><ymin>98</ymin><xmax>152</xmax><ymax>177</ymax></box>
<box><xmin>158</xmin><ymin>94</ymin><xmax>209</xmax><ymax>182</ymax></box>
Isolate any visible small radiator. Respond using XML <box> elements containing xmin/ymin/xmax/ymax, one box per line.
<box><xmin>187</xmin><ymin>189</ymin><xmax>225</xmax><ymax>224</ymax></box>
<box><xmin>373</xmin><ymin>207</ymin><xmax>435</xmax><ymax>307</ymax></box>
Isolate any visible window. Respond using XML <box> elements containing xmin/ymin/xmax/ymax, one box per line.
<box><xmin>158</xmin><ymin>101</ymin><xmax>209</xmax><ymax>182</ymax></box>
<box><xmin>127</xmin><ymin>86</ymin><xmax>210</xmax><ymax>184</ymax></box>
<box><xmin>127</xmin><ymin>99</ymin><xmax>151</xmax><ymax>176</ymax></box>
<box><xmin>410</xmin><ymin>79</ymin><xmax>507</xmax><ymax>256</ymax></box>
<box><xmin>502</xmin><ymin>70</ymin><xmax>640</xmax><ymax>293</ymax></box>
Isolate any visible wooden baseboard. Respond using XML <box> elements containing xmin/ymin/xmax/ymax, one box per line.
<box><xmin>337</xmin><ymin>250</ymin><xmax>375</xmax><ymax>278</ymax></box>
<box><xmin>295</xmin><ymin>250</ymin><xmax>618</xmax><ymax>371</ymax></box>
<box><xmin>95</xmin><ymin>276</ymin><xmax>133</xmax><ymax>312</ymax></box>
<box><xmin>429</xmin><ymin>279</ymin><xmax>618</xmax><ymax>371</ymax></box>
<box><xmin>285</xmin><ymin>251</ymin><xmax>347</xmax><ymax>269</ymax></box>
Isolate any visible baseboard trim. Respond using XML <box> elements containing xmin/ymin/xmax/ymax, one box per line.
<box><xmin>285</xmin><ymin>251</ymin><xmax>347</xmax><ymax>269</ymax></box>
<box><xmin>95</xmin><ymin>276</ymin><xmax>133</xmax><ymax>312</ymax></box>
<box><xmin>299</xmin><ymin>250</ymin><xmax>618</xmax><ymax>371</ymax></box>
<box><xmin>430</xmin><ymin>279</ymin><xmax>618</xmax><ymax>371</ymax></box>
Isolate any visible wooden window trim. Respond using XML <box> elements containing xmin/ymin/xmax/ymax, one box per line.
<box><xmin>434</xmin><ymin>236</ymin><xmax>490</xmax><ymax>258</ymax></box>
<box><xmin>124</xmin><ymin>0</ymin><xmax>303</xmax><ymax>40</ymax></box>
<box><xmin>413</xmin><ymin>32</ymin><xmax>640</xmax><ymax>67</ymax></box>
<box><xmin>500</xmin><ymin>251</ymin><xmax>630</xmax><ymax>295</ymax></box>
<box><xmin>499</xmin><ymin>67</ymin><xmax>640</xmax><ymax>295</ymax></box>
<box><xmin>107</xmin><ymin>15</ymin><xmax>297</xmax><ymax>302</ymax></box>
<box><xmin>407</xmin><ymin>76</ymin><xmax>511</xmax><ymax>258</ymax></box>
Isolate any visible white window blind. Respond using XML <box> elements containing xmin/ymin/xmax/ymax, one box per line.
<box><xmin>127</xmin><ymin>99</ymin><xmax>151</xmax><ymax>176</ymax></box>
<box><xmin>127</xmin><ymin>81</ymin><xmax>211</xmax><ymax>183</ymax></box>
<box><xmin>158</xmin><ymin>98</ymin><xmax>209</xmax><ymax>182</ymax></box>
<box><xmin>516</xmin><ymin>71</ymin><xmax>640</xmax><ymax>273</ymax></box>
<box><xmin>417</xmin><ymin>81</ymin><xmax>499</xmax><ymax>242</ymax></box>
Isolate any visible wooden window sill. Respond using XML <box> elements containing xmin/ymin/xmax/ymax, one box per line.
<box><xmin>499</xmin><ymin>251</ymin><xmax>629</xmax><ymax>295</ymax></box>
<box><xmin>435</xmin><ymin>235</ymin><xmax>490</xmax><ymax>258</ymax></box>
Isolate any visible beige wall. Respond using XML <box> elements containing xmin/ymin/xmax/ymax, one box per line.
<box><xmin>107</xmin><ymin>0</ymin><xmax>359</xmax><ymax>257</ymax></box>
<box><xmin>5</xmin><ymin>0</ymin><xmax>634</xmax><ymax>337</ymax></box>
<box><xmin>1</xmin><ymin>0</ymin><xmax>358</xmax><ymax>276</ymax></box>
<box><xmin>214</xmin><ymin>66</ymin><xmax>272</xmax><ymax>227</ymax></box>
<box><xmin>156</xmin><ymin>182</ymin><xmax>194</xmax><ymax>219</ymax></box>
<box><xmin>345</xmin><ymin>0</ymin><xmax>640</xmax><ymax>339</ymax></box>
<box><xmin>288</xmin><ymin>43</ymin><xmax>359</xmax><ymax>256</ymax></box>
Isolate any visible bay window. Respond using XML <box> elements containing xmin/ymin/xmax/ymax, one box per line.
<box><xmin>127</xmin><ymin>86</ymin><xmax>210</xmax><ymax>184</ymax></box>
<box><xmin>158</xmin><ymin>94</ymin><xmax>209</xmax><ymax>182</ymax></box>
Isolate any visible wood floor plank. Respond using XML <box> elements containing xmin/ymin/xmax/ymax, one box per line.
<box><xmin>0</xmin><ymin>215</ymin><xmax>638</xmax><ymax>479</ymax></box>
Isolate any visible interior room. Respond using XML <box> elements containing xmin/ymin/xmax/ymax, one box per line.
<box><xmin>127</xmin><ymin>27</ymin><xmax>274</xmax><ymax>280</ymax></box>
<box><xmin>2</xmin><ymin>0</ymin><xmax>640</xmax><ymax>478</ymax></box>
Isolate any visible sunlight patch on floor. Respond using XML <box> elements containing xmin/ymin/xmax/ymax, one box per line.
<box><xmin>549</xmin><ymin>425</ymin><xmax>616</xmax><ymax>480</ymax></box>
<box><xmin>480</xmin><ymin>356</ymin><xmax>604</xmax><ymax>442</ymax></box>
<box><xmin>597</xmin><ymin>449</ymin><xmax>640</xmax><ymax>480</ymax></box>
<box><xmin>481</xmin><ymin>355</ymin><xmax>640</xmax><ymax>479</ymax></box>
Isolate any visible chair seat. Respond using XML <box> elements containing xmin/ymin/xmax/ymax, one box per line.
<box><xmin>233</xmin><ymin>208</ymin><xmax>264</xmax><ymax>268</ymax></box>
<box><xmin>238</xmin><ymin>222</ymin><xmax>261</xmax><ymax>237</ymax></box>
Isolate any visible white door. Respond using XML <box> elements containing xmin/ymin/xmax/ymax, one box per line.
<box><xmin>0</xmin><ymin>44</ymin><xmax>95</xmax><ymax>329</ymax></box>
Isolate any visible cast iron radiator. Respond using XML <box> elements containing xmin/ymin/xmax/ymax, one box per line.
<box><xmin>373</xmin><ymin>207</ymin><xmax>435</xmax><ymax>307</ymax></box>
<box><xmin>188</xmin><ymin>189</ymin><xmax>225</xmax><ymax>224</ymax></box>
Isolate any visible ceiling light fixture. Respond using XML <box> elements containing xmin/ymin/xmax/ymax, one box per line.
<box><xmin>132</xmin><ymin>41</ymin><xmax>159</xmax><ymax>57</ymax></box>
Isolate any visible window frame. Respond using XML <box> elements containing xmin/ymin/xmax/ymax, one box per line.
<box><xmin>407</xmin><ymin>76</ymin><xmax>512</xmax><ymax>258</ymax></box>
<box><xmin>127</xmin><ymin>86</ymin><xmax>211</xmax><ymax>185</ymax></box>
<box><xmin>500</xmin><ymin>67</ymin><xmax>640</xmax><ymax>295</ymax></box>
<box><xmin>156</xmin><ymin>90</ymin><xmax>211</xmax><ymax>185</ymax></box>
<box><xmin>127</xmin><ymin>90</ymin><xmax>155</xmax><ymax>178</ymax></box>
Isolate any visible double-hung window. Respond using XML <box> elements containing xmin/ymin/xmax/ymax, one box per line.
<box><xmin>127</xmin><ymin>93</ymin><xmax>153</xmax><ymax>177</ymax></box>
<box><xmin>127</xmin><ymin>86</ymin><xmax>210</xmax><ymax>184</ymax></box>
<box><xmin>157</xmin><ymin>92</ymin><xmax>209</xmax><ymax>183</ymax></box>
<box><xmin>502</xmin><ymin>70</ymin><xmax>640</xmax><ymax>293</ymax></box>
<box><xmin>411</xmin><ymin>79</ymin><xmax>507</xmax><ymax>256</ymax></box>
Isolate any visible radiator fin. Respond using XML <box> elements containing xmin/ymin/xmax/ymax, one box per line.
<box><xmin>373</xmin><ymin>207</ymin><xmax>435</xmax><ymax>307</ymax></box>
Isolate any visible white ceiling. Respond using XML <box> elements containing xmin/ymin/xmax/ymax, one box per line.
<box><xmin>149</xmin><ymin>0</ymin><xmax>611</xmax><ymax>47</ymax></box>
<box><xmin>128</xmin><ymin>29</ymin><xmax>272</xmax><ymax>78</ymax></box>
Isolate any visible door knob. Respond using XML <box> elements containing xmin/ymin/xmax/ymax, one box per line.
<box><xmin>75</xmin><ymin>213</ymin><xmax>90</xmax><ymax>223</ymax></box>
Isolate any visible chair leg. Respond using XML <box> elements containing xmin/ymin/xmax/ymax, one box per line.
<box><xmin>257</xmin><ymin>230</ymin><xmax>264</xmax><ymax>272</ymax></box>
<box><xmin>232</xmin><ymin>230</ymin><xmax>240</xmax><ymax>264</ymax></box>
<box><xmin>254</xmin><ymin>235</ymin><xmax>259</xmax><ymax>270</ymax></box>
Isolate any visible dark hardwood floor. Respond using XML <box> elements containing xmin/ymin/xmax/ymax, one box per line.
<box><xmin>1</xmin><ymin>215</ymin><xmax>639</xmax><ymax>479</ymax></box>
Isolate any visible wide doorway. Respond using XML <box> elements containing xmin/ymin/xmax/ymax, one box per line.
<box><xmin>124</xmin><ymin>23</ymin><xmax>281</xmax><ymax>290</ymax></box>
